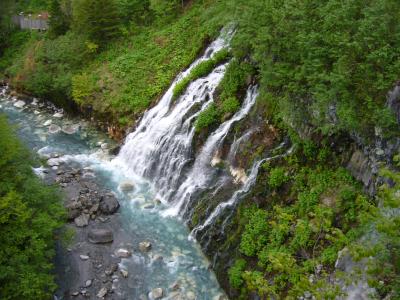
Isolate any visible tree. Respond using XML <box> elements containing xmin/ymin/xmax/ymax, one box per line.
<box><xmin>72</xmin><ymin>0</ymin><xmax>120</xmax><ymax>43</ymax></box>
<box><xmin>48</xmin><ymin>0</ymin><xmax>70</xmax><ymax>38</ymax></box>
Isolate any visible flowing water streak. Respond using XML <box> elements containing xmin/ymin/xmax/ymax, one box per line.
<box><xmin>192</xmin><ymin>143</ymin><xmax>293</xmax><ymax>238</ymax></box>
<box><xmin>162</xmin><ymin>86</ymin><xmax>259</xmax><ymax>217</ymax></box>
<box><xmin>227</xmin><ymin>129</ymin><xmax>255</xmax><ymax>165</ymax></box>
<box><xmin>113</xmin><ymin>30</ymin><xmax>233</xmax><ymax>198</ymax></box>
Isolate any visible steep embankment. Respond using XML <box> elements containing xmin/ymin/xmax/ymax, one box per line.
<box><xmin>1</xmin><ymin>0</ymin><xmax>400</xmax><ymax>299</ymax></box>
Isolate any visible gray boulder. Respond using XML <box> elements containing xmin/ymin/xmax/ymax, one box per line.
<box><xmin>88</xmin><ymin>228</ymin><xmax>113</xmax><ymax>244</ymax></box>
<box><xmin>99</xmin><ymin>193</ymin><xmax>119</xmax><ymax>214</ymax></box>
<box><xmin>74</xmin><ymin>214</ymin><xmax>89</xmax><ymax>227</ymax></box>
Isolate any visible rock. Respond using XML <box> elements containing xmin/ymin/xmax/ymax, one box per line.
<box><xmin>33</xmin><ymin>110</ymin><xmax>40</xmax><ymax>115</ymax></box>
<box><xmin>186</xmin><ymin>291</ymin><xmax>196</xmax><ymax>300</ymax></box>
<box><xmin>62</xmin><ymin>124</ymin><xmax>78</xmax><ymax>135</ymax></box>
<box><xmin>88</xmin><ymin>228</ymin><xmax>113</xmax><ymax>244</ymax></box>
<box><xmin>115</xmin><ymin>248</ymin><xmax>131</xmax><ymax>258</ymax></box>
<box><xmin>85</xmin><ymin>279</ymin><xmax>92</xmax><ymax>287</ymax></box>
<box><xmin>139</xmin><ymin>241</ymin><xmax>152</xmax><ymax>252</ymax></box>
<box><xmin>53</xmin><ymin>112</ymin><xmax>63</xmax><ymax>118</ymax></box>
<box><xmin>43</xmin><ymin>120</ymin><xmax>53</xmax><ymax>126</ymax></box>
<box><xmin>119</xmin><ymin>181</ymin><xmax>135</xmax><ymax>192</ymax></box>
<box><xmin>71</xmin><ymin>291</ymin><xmax>79</xmax><ymax>297</ymax></box>
<box><xmin>120</xmin><ymin>269</ymin><xmax>128</xmax><ymax>278</ymax></box>
<box><xmin>100</xmin><ymin>143</ymin><xmax>109</xmax><ymax>150</ymax></box>
<box><xmin>97</xmin><ymin>287</ymin><xmax>107</xmax><ymax>298</ymax></box>
<box><xmin>149</xmin><ymin>288</ymin><xmax>163</xmax><ymax>299</ymax></box>
<box><xmin>48</xmin><ymin>124</ymin><xmax>61</xmax><ymax>134</ymax></box>
<box><xmin>13</xmin><ymin>100</ymin><xmax>25</xmax><ymax>108</ymax></box>
<box><xmin>79</xmin><ymin>254</ymin><xmax>90</xmax><ymax>260</ymax></box>
<box><xmin>143</xmin><ymin>204</ymin><xmax>155</xmax><ymax>209</ymax></box>
<box><xmin>74</xmin><ymin>214</ymin><xmax>89</xmax><ymax>227</ymax></box>
<box><xmin>99</xmin><ymin>194</ymin><xmax>119</xmax><ymax>214</ymax></box>
<box><xmin>47</xmin><ymin>158</ymin><xmax>60</xmax><ymax>166</ymax></box>
<box><xmin>170</xmin><ymin>281</ymin><xmax>180</xmax><ymax>291</ymax></box>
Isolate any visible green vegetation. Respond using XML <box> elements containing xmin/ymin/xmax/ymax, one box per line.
<box><xmin>232</xmin><ymin>0</ymin><xmax>400</xmax><ymax>137</ymax></box>
<box><xmin>1</xmin><ymin>0</ymin><xmax>232</xmax><ymax>125</ymax></box>
<box><xmin>172</xmin><ymin>49</ymin><xmax>230</xmax><ymax>100</ymax></box>
<box><xmin>0</xmin><ymin>115</ymin><xmax>65</xmax><ymax>300</ymax></box>
<box><xmin>227</xmin><ymin>140</ymin><xmax>400</xmax><ymax>299</ymax></box>
<box><xmin>194</xmin><ymin>59</ymin><xmax>254</xmax><ymax>132</ymax></box>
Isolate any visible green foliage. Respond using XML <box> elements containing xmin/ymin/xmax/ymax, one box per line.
<box><xmin>233</xmin><ymin>0</ymin><xmax>400</xmax><ymax>137</ymax></box>
<box><xmin>72</xmin><ymin>72</ymin><xmax>96</xmax><ymax>105</ymax></box>
<box><xmin>228</xmin><ymin>259</ymin><xmax>246</xmax><ymax>289</ymax></box>
<box><xmin>220</xmin><ymin>96</ymin><xmax>240</xmax><ymax>115</ymax></box>
<box><xmin>233</xmin><ymin>143</ymin><xmax>373</xmax><ymax>298</ymax></box>
<box><xmin>267</xmin><ymin>167</ymin><xmax>288</xmax><ymax>189</ymax></box>
<box><xmin>195</xmin><ymin>103</ymin><xmax>220</xmax><ymax>133</ymax></box>
<box><xmin>173</xmin><ymin>49</ymin><xmax>230</xmax><ymax>100</ymax></box>
<box><xmin>48</xmin><ymin>0</ymin><xmax>70</xmax><ymax>38</ymax></box>
<box><xmin>72</xmin><ymin>0</ymin><xmax>120</xmax><ymax>43</ymax></box>
<box><xmin>0</xmin><ymin>115</ymin><xmax>65</xmax><ymax>300</ymax></box>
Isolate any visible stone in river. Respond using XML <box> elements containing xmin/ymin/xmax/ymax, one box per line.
<box><xmin>53</xmin><ymin>112</ymin><xmax>63</xmax><ymax>118</ymax></box>
<box><xmin>79</xmin><ymin>254</ymin><xmax>89</xmax><ymax>260</ymax></box>
<box><xmin>74</xmin><ymin>214</ymin><xmax>89</xmax><ymax>227</ymax></box>
<box><xmin>120</xmin><ymin>269</ymin><xmax>128</xmax><ymax>278</ymax></box>
<box><xmin>13</xmin><ymin>100</ymin><xmax>25</xmax><ymax>108</ymax></box>
<box><xmin>47</xmin><ymin>158</ymin><xmax>60</xmax><ymax>166</ymax></box>
<box><xmin>43</xmin><ymin>119</ymin><xmax>52</xmax><ymax>126</ymax></box>
<box><xmin>62</xmin><ymin>124</ymin><xmax>79</xmax><ymax>135</ymax></box>
<box><xmin>88</xmin><ymin>228</ymin><xmax>113</xmax><ymax>244</ymax></box>
<box><xmin>99</xmin><ymin>193</ymin><xmax>119</xmax><ymax>214</ymax></box>
<box><xmin>48</xmin><ymin>124</ymin><xmax>61</xmax><ymax>134</ymax></box>
<box><xmin>96</xmin><ymin>287</ymin><xmax>107</xmax><ymax>298</ymax></box>
<box><xmin>119</xmin><ymin>181</ymin><xmax>135</xmax><ymax>192</ymax></box>
<box><xmin>85</xmin><ymin>280</ymin><xmax>92</xmax><ymax>287</ymax></box>
<box><xmin>115</xmin><ymin>248</ymin><xmax>131</xmax><ymax>258</ymax></box>
<box><xmin>139</xmin><ymin>241</ymin><xmax>152</xmax><ymax>252</ymax></box>
<box><xmin>149</xmin><ymin>288</ymin><xmax>163</xmax><ymax>299</ymax></box>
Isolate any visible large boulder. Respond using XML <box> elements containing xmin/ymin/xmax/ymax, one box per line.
<box><xmin>88</xmin><ymin>228</ymin><xmax>113</xmax><ymax>244</ymax></box>
<box><xmin>99</xmin><ymin>193</ymin><xmax>119</xmax><ymax>214</ymax></box>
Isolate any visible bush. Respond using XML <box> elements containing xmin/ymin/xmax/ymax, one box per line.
<box><xmin>195</xmin><ymin>103</ymin><xmax>221</xmax><ymax>132</ymax></box>
<box><xmin>268</xmin><ymin>167</ymin><xmax>289</xmax><ymax>189</ymax></box>
<box><xmin>228</xmin><ymin>259</ymin><xmax>247</xmax><ymax>289</ymax></box>
<box><xmin>173</xmin><ymin>49</ymin><xmax>230</xmax><ymax>100</ymax></box>
<box><xmin>0</xmin><ymin>115</ymin><xmax>65</xmax><ymax>300</ymax></box>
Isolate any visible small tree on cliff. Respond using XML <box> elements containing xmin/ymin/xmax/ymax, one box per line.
<box><xmin>72</xmin><ymin>0</ymin><xmax>120</xmax><ymax>44</ymax></box>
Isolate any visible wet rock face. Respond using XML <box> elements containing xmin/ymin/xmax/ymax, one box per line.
<box><xmin>347</xmin><ymin>150</ymin><xmax>375</xmax><ymax>191</ymax></box>
<box><xmin>387</xmin><ymin>85</ymin><xmax>400</xmax><ymax>124</ymax></box>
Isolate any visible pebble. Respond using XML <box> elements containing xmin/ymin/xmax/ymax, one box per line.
<box><xmin>149</xmin><ymin>288</ymin><xmax>163</xmax><ymax>299</ymax></box>
<box><xmin>97</xmin><ymin>287</ymin><xmax>108</xmax><ymax>298</ymax></box>
<box><xmin>85</xmin><ymin>279</ymin><xmax>92</xmax><ymax>287</ymax></box>
<box><xmin>139</xmin><ymin>241</ymin><xmax>152</xmax><ymax>252</ymax></box>
<box><xmin>120</xmin><ymin>269</ymin><xmax>128</xmax><ymax>278</ymax></box>
<box><xmin>79</xmin><ymin>254</ymin><xmax>89</xmax><ymax>260</ymax></box>
<box><xmin>53</xmin><ymin>112</ymin><xmax>63</xmax><ymax>118</ymax></box>
<box><xmin>13</xmin><ymin>100</ymin><xmax>25</xmax><ymax>108</ymax></box>
<box><xmin>115</xmin><ymin>248</ymin><xmax>132</xmax><ymax>258</ymax></box>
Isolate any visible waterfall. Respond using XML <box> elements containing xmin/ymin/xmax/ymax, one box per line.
<box><xmin>113</xmin><ymin>30</ymin><xmax>232</xmax><ymax>199</ymax></box>
<box><xmin>191</xmin><ymin>143</ymin><xmax>293</xmax><ymax>239</ymax></box>
<box><xmin>162</xmin><ymin>86</ymin><xmax>259</xmax><ymax>217</ymax></box>
<box><xmin>227</xmin><ymin>129</ymin><xmax>255</xmax><ymax>165</ymax></box>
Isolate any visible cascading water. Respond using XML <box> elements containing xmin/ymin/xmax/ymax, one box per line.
<box><xmin>192</xmin><ymin>143</ymin><xmax>293</xmax><ymax>240</ymax></box>
<box><xmin>162</xmin><ymin>86</ymin><xmax>259</xmax><ymax>217</ymax></box>
<box><xmin>113</xmin><ymin>30</ymin><xmax>233</xmax><ymax>201</ymax></box>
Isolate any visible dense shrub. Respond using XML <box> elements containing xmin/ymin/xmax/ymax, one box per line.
<box><xmin>0</xmin><ymin>115</ymin><xmax>65</xmax><ymax>300</ymax></box>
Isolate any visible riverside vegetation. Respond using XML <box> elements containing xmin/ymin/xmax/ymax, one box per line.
<box><xmin>0</xmin><ymin>0</ymin><xmax>400</xmax><ymax>299</ymax></box>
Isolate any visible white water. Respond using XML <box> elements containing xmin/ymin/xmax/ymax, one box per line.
<box><xmin>163</xmin><ymin>86</ymin><xmax>259</xmax><ymax>217</ymax></box>
<box><xmin>113</xmin><ymin>30</ymin><xmax>233</xmax><ymax>202</ymax></box>
<box><xmin>191</xmin><ymin>143</ymin><xmax>293</xmax><ymax>237</ymax></box>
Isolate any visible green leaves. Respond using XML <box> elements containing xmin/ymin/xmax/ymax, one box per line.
<box><xmin>0</xmin><ymin>116</ymin><xmax>65</xmax><ymax>300</ymax></box>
